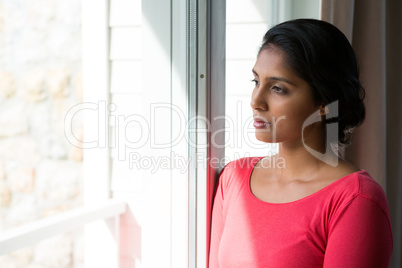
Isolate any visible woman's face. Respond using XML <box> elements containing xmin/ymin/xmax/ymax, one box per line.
<box><xmin>251</xmin><ymin>48</ymin><xmax>321</xmax><ymax>144</ymax></box>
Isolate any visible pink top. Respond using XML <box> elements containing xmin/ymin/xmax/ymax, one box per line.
<box><xmin>209</xmin><ymin>157</ymin><xmax>393</xmax><ymax>268</ymax></box>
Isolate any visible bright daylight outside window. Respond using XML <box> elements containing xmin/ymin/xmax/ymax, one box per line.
<box><xmin>225</xmin><ymin>0</ymin><xmax>320</xmax><ymax>163</ymax></box>
<box><xmin>0</xmin><ymin>0</ymin><xmax>84</xmax><ymax>267</ymax></box>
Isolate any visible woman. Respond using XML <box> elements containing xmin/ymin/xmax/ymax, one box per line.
<box><xmin>209</xmin><ymin>19</ymin><xmax>393</xmax><ymax>267</ymax></box>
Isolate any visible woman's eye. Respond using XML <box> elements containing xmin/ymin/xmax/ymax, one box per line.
<box><xmin>272</xmin><ymin>86</ymin><xmax>284</xmax><ymax>93</ymax></box>
<box><xmin>251</xmin><ymin>79</ymin><xmax>259</xmax><ymax>86</ymax></box>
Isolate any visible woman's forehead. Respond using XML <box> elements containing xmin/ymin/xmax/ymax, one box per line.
<box><xmin>253</xmin><ymin>49</ymin><xmax>309</xmax><ymax>88</ymax></box>
<box><xmin>253</xmin><ymin>50</ymin><xmax>293</xmax><ymax>77</ymax></box>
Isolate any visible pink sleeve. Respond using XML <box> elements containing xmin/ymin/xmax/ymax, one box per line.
<box><xmin>324</xmin><ymin>195</ymin><xmax>393</xmax><ymax>267</ymax></box>
<box><xmin>209</xmin><ymin>176</ymin><xmax>225</xmax><ymax>268</ymax></box>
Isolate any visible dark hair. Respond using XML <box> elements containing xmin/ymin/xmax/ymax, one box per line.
<box><xmin>259</xmin><ymin>19</ymin><xmax>365</xmax><ymax>145</ymax></box>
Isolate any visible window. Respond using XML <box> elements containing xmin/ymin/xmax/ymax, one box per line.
<box><xmin>1</xmin><ymin>0</ymin><xmax>320</xmax><ymax>267</ymax></box>
<box><xmin>82</xmin><ymin>0</ymin><xmax>190</xmax><ymax>266</ymax></box>
<box><xmin>81</xmin><ymin>0</ymin><xmax>320</xmax><ymax>267</ymax></box>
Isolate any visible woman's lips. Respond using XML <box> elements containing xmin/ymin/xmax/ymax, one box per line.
<box><xmin>253</xmin><ymin>120</ymin><xmax>270</xmax><ymax>128</ymax></box>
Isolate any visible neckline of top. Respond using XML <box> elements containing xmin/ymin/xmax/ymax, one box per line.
<box><xmin>246</xmin><ymin>156</ymin><xmax>367</xmax><ymax>205</ymax></box>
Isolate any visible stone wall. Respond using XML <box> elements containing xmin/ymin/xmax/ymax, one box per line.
<box><xmin>0</xmin><ymin>0</ymin><xmax>84</xmax><ymax>267</ymax></box>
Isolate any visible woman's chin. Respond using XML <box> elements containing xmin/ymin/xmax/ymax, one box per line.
<box><xmin>255</xmin><ymin>134</ymin><xmax>280</xmax><ymax>144</ymax></box>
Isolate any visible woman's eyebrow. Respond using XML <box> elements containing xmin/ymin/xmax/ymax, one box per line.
<box><xmin>268</xmin><ymin>76</ymin><xmax>295</xmax><ymax>86</ymax></box>
<box><xmin>252</xmin><ymin>69</ymin><xmax>295</xmax><ymax>86</ymax></box>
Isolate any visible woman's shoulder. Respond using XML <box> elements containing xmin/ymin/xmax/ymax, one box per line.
<box><xmin>327</xmin><ymin>169</ymin><xmax>389</xmax><ymax>214</ymax></box>
<box><xmin>223</xmin><ymin>156</ymin><xmax>263</xmax><ymax>172</ymax></box>
<box><xmin>353</xmin><ymin>171</ymin><xmax>389</xmax><ymax>208</ymax></box>
<box><xmin>220</xmin><ymin>156</ymin><xmax>264</xmax><ymax>180</ymax></box>
<box><xmin>327</xmin><ymin>170</ymin><xmax>392</xmax><ymax>242</ymax></box>
<box><xmin>218</xmin><ymin>156</ymin><xmax>263</xmax><ymax>192</ymax></box>
<box><xmin>321</xmin><ymin>160</ymin><xmax>386</xmax><ymax>201</ymax></box>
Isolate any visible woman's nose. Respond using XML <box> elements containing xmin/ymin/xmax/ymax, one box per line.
<box><xmin>250</xmin><ymin>87</ymin><xmax>268</xmax><ymax>111</ymax></box>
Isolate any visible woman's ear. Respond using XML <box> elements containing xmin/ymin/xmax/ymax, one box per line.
<box><xmin>319</xmin><ymin>105</ymin><xmax>329</xmax><ymax>116</ymax></box>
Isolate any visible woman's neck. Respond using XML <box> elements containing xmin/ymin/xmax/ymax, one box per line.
<box><xmin>275</xmin><ymin>132</ymin><xmax>339</xmax><ymax>180</ymax></box>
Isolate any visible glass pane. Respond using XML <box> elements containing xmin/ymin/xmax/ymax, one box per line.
<box><xmin>225</xmin><ymin>0</ymin><xmax>276</xmax><ymax>162</ymax></box>
<box><xmin>225</xmin><ymin>0</ymin><xmax>320</xmax><ymax>162</ymax></box>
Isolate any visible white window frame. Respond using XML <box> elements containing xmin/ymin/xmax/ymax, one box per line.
<box><xmin>82</xmin><ymin>0</ymin><xmax>118</xmax><ymax>266</ymax></box>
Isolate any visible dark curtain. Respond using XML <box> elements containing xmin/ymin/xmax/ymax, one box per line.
<box><xmin>321</xmin><ymin>0</ymin><xmax>402</xmax><ymax>267</ymax></box>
